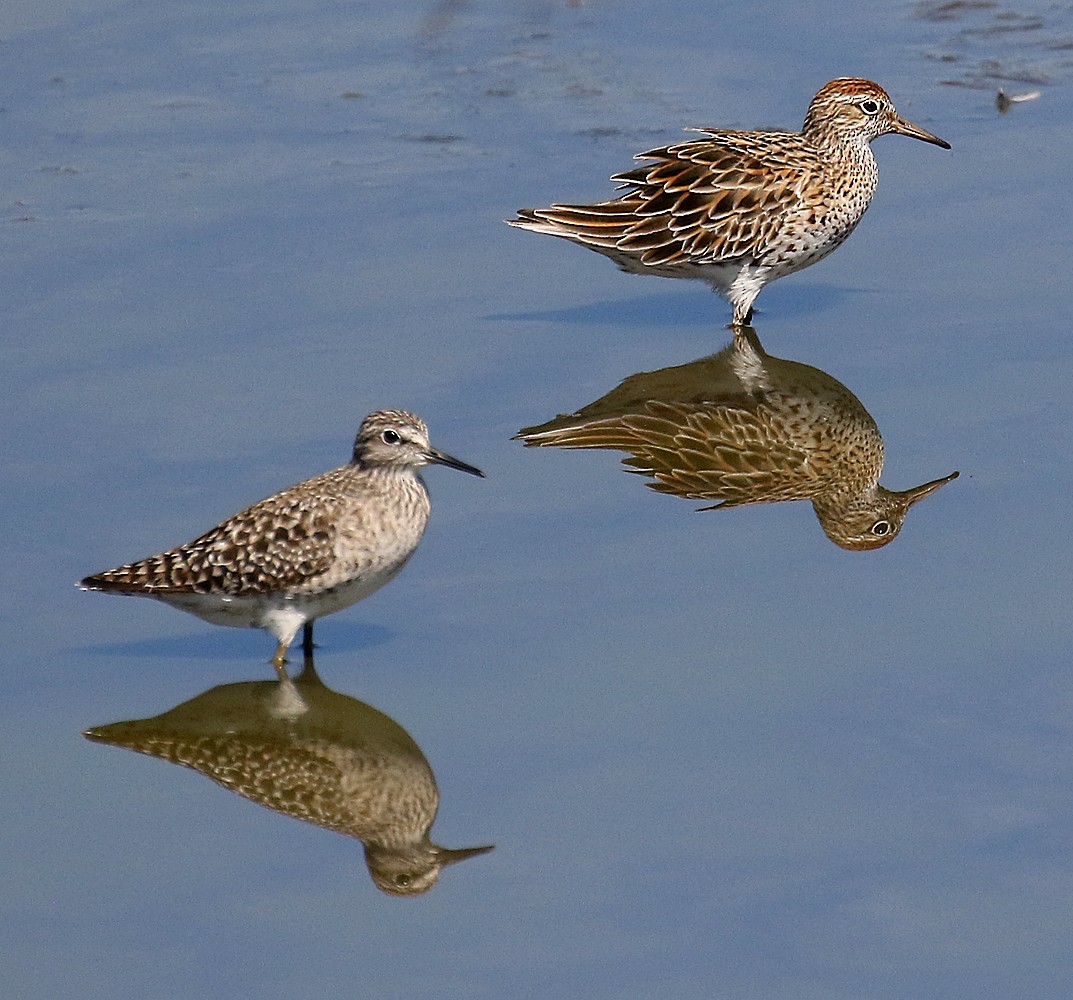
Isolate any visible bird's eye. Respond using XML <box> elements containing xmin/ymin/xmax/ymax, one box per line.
<box><xmin>394</xmin><ymin>873</ymin><xmax>412</xmax><ymax>887</ymax></box>
<box><xmin>381</xmin><ymin>429</ymin><xmax>402</xmax><ymax>445</ymax></box>
<box><xmin>870</xmin><ymin>520</ymin><xmax>891</xmax><ymax>536</ymax></box>
<box><xmin>859</xmin><ymin>99</ymin><xmax>881</xmax><ymax>115</ymax></box>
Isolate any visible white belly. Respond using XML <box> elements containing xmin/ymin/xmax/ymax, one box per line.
<box><xmin>153</xmin><ymin>551</ymin><xmax>415</xmax><ymax>646</ymax></box>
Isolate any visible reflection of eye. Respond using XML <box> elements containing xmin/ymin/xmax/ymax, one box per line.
<box><xmin>870</xmin><ymin>521</ymin><xmax>891</xmax><ymax>536</ymax></box>
<box><xmin>394</xmin><ymin>874</ymin><xmax>412</xmax><ymax>887</ymax></box>
<box><xmin>860</xmin><ymin>99</ymin><xmax>881</xmax><ymax>115</ymax></box>
<box><xmin>382</xmin><ymin>429</ymin><xmax>402</xmax><ymax>445</ymax></box>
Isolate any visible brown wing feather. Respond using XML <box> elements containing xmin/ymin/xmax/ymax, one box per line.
<box><xmin>81</xmin><ymin>476</ymin><xmax>344</xmax><ymax>596</ymax></box>
<box><xmin>525</xmin><ymin>400</ymin><xmax>818</xmax><ymax>507</ymax></box>
<box><xmin>622</xmin><ymin>133</ymin><xmax>816</xmax><ymax>262</ymax></box>
<box><xmin>513</xmin><ymin>130</ymin><xmax>820</xmax><ymax>268</ymax></box>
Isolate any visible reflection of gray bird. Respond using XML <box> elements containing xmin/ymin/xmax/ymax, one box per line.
<box><xmin>509</xmin><ymin>78</ymin><xmax>949</xmax><ymax>326</ymax></box>
<box><xmin>84</xmin><ymin>655</ymin><xmax>493</xmax><ymax>896</ymax></box>
<box><xmin>79</xmin><ymin>410</ymin><xmax>483</xmax><ymax>673</ymax></box>
<box><xmin>518</xmin><ymin>328</ymin><xmax>957</xmax><ymax>550</ymax></box>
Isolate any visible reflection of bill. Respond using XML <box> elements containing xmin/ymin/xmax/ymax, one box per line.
<box><xmin>85</xmin><ymin>654</ymin><xmax>492</xmax><ymax>896</ymax></box>
<box><xmin>78</xmin><ymin>411</ymin><xmax>484</xmax><ymax>673</ymax></box>
<box><xmin>518</xmin><ymin>328</ymin><xmax>957</xmax><ymax>550</ymax></box>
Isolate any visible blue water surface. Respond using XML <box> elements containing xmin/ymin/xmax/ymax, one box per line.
<box><xmin>2</xmin><ymin>1</ymin><xmax>1072</xmax><ymax>998</ymax></box>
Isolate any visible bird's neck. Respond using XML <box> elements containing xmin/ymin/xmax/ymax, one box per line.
<box><xmin>804</xmin><ymin>122</ymin><xmax>875</xmax><ymax>165</ymax></box>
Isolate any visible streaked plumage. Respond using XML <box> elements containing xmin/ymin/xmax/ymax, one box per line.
<box><xmin>509</xmin><ymin>78</ymin><xmax>950</xmax><ymax>326</ymax></box>
<box><xmin>79</xmin><ymin>410</ymin><xmax>484</xmax><ymax>670</ymax></box>
<box><xmin>517</xmin><ymin>328</ymin><xmax>957</xmax><ymax>550</ymax></box>
<box><xmin>84</xmin><ymin>654</ymin><xmax>493</xmax><ymax>896</ymax></box>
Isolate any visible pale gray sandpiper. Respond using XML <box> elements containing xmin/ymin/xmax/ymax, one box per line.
<box><xmin>509</xmin><ymin>78</ymin><xmax>950</xmax><ymax>326</ymax></box>
<box><xmin>79</xmin><ymin>410</ymin><xmax>483</xmax><ymax>674</ymax></box>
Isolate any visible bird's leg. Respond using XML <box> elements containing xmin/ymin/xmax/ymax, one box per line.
<box><xmin>302</xmin><ymin>621</ymin><xmax>315</xmax><ymax>658</ymax></box>
<box><xmin>296</xmin><ymin>640</ymin><xmax>319</xmax><ymax>685</ymax></box>
<box><xmin>729</xmin><ymin>308</ymin><xmax>754</xmax><ymax>330</ymax></box>
<box><xmin>271</xmin><ymin>640</ymin><xmax>290</xmax><ymax>682</ymax></box>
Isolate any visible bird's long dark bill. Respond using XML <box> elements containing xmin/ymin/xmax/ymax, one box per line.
<box><xmin>427</xmin><ymin>447</ymin><xmax>485</xmax><ymax>478</ymax></box>
<box><xmin>437</xmin><ymin>844</ymin><xmax>495</xmax><ymax>865</ymax></box>
<box><xmin>906</xmin><ymin>470</ymin><xmax>959</xmax><ymax>507</ymax></box>
<box><xmin>894</xmin><ymin>116</ymin><xmax>951</xmax><ymax>150</ymax></box>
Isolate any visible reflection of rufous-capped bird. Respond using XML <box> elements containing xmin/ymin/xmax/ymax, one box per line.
<box><xmin>84</xmin><ymin>655</ymin><xmax>493</xmax><ymax>895</ymax></box>
<box><xmin>509</xmin><ymin>78</ymin><xmax>949</xmax><ymax>326</ymax></box>
<box><xmin>79</xmin><ymin>410</ymin><xmax>483</xmax><ymax>673</ymax></box>
<box><xmin>518</xmin><ymin>328</ymin><xmax>957</xmax><ymax>550</ymax></box>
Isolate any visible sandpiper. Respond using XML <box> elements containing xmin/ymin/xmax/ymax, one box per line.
<box><xmin>509</xmin><ymin>78</ymin><xmax>950</xmax><ymax>326</ymax></box>
<box><xmin>79</xmin><ymin>410</ymin><xmax>483</xmax><ymax>673</ymax></box>
<box><xmin>517</xmin><ymin>328</ymin><xmax>958</xmax><ymax>550</ymax></box>
<box><xmin>85</xmin><ymin>653</ymin><xmax>493</xmax><ymax>896</ymax></box>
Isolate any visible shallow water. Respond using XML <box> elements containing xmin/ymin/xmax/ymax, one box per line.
<box><xmin>3</xmin><ymin>1</ymin><xmax>1073</xmax><ymax>997</ymax></box>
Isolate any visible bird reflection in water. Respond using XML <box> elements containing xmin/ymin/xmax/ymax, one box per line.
<box><xmin>518</xmin><ymin>327</ymin><xmax>957</xmax><ymax>550</ymax></box>
<box><xmin>84</xmin><ymin>654</ymin><xmax>493</xmax><ymax>895</ymax></box>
